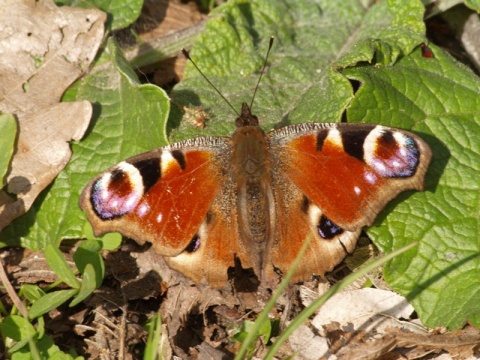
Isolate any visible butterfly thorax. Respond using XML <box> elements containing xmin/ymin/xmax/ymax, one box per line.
<box><xmin>232</xmin><ymin>103</ymin><xmax>267</xmax><ymax>180</ymax></box>
<box><xmin>231</xmin><ymin>104</ymin><xmax>274</xmax><ymax>272</ymax></box>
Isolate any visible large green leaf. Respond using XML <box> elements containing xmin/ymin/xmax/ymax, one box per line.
<box><xmin>344</xmin><ymin>45</ymin><xmax>480</xmax><ymax>329</ymax></box>
<box><xmin>170</xmin><ymin>0</ymin><xmax>425</xmax><ymax>141</ymax></box>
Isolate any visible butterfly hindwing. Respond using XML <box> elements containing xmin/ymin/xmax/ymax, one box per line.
<box><xmin>265</xmin><ymin>167</ymin><xmax>360</xmax><ymax>282</ymax></box>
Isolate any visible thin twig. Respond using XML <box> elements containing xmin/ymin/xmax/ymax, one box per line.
<box><xmin>0</xmin><ymin>258</ymin><xmax>28</xmax><ymax>318</ymax></box>
<box><xmin>117</xmin><ymin>286</ymin><xmax>129</xmax><ymax>360</ymax></box>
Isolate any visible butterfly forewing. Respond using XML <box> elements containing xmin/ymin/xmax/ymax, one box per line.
<box><xmin>268</xmin><ymin>123</ymin><xmax>432</xmax><ymax>231</ymax></box>
<box><xmin>81</xmin><ymin>138</ymin><xmax>229</xmax><ymax>256</ymax></box>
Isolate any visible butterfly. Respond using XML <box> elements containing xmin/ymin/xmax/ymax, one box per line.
<box><xmin>80</xmin><ymin>93</ymin><xmax>432</xmax><ymax>287</ymax></box>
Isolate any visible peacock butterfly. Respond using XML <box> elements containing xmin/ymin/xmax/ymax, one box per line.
<box><xmin>80</xmin><ymin>45</ymin><xmax>432</xmax><ymax>288</ymax></box>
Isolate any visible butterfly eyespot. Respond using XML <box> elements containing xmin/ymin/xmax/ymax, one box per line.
<box><xmin>365</xmin><ymin>128</ymin><xmax>421</xmax><ymax>178</ymax></box>
<box><xmin>317</xmin><ymin>215</ymin><xmax>344</xmax><ymax>239</ymax></box>
<box><xmin>184</xmin><ymin>234</ymin><xmax>201</xmax><ymax>253</ymax></box>
<box><xmin>90</xmin><ymin>162</ymin><xmax>144</xmax><ymax>220</ymax></box>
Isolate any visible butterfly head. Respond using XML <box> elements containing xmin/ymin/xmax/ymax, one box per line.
<box><xmin>235</xmin><ymin>103</ymin><xmax>259</xmax><ymax>128</ymax></box>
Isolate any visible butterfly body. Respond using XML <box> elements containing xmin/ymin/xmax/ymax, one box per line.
<box><xmin>81</xmin><ymin>103</ymin><xmax>431</xmax><ymax>287</ymax></box>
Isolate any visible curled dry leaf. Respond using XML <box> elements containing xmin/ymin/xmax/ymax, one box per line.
<box><xmin>0</xmin><ymin>0</ymin><xmax>106</xmax><ymax>231</ymax></box>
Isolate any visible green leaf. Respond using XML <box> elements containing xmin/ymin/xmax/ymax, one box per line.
<box><xmin>54</xmin><ymin>0</ymin><xmax>142</xmax><ymax>31</ymax></box>
<box><xmin>29</xmin><ymin>289</ymin><xmax>78</xmax><ymax>319</ymax></box>
<box><xmin>36</xmin><ymin>316</ymin><xmax>46</xmax><ymax>340</ymax></box>
<box><xmin>19</xmin><ymin>284</ymin><xmax>46</xmax><ymax>303</ymax></box>
<box><xmin>0</xmin><ymin>114</ymin><xmax>16</xmax><ymax>182</ymax></box>
<box><xmin>44</xmin><ymin>244</ymin><xmax>80</xmax><ymax>289</ymax></box>
<box><xmin>465</xmin><ymin>0</ymin><xmax>480</xmax><ymax>12</ymax></box>
<box><xmin>231</xmin><ymin>321</ymin><xmax>258</xmax><ymax>357</ymax></box>
<box><xmin>96</xmin><ymin>232</ymin><xmax>122</xmax><ymax>250</ymax></box>
<box><xmin>11</xmin><ymin>334</ymin><xmax>81</xmax><ymax>360</ymax></box>
<box><xmin>48</xmin><ymin>351</ymin><xmax>81</xmax><ymax>360</ymax></box>
<box><xmin>143</xmin><ymin>314</ymin><xmax>163</xmax><ymax>360</ymax></box>
<box><xmin>0</xmin><ymin>315</ymin><xmax>36</xmax><ymax>341</ymax></box>
<box><xmin>171</xmin><ymin>0</ymin><xmax>425</xmax><ymax>142</ymax></box>
<box><xmin>0</xmin><ymin>38</ymin><xmax>170</xmax><ymax>249</ymax></box>
<box><xmin>9</xmin><ymin>341</ymin><xmax>29</xmax><ymax>358</ymax></box>
<box><xmin>83</xmin><ymin>221</ymin><xmax>122</xmax><ymax>250</ymax></box>
<box><xmin>233</xmin><ymin>319</ymin><xmax>272</xmax><ymax>345</ymax></box>
<box><xmin>93</xmin><ymin>0</ymin><xmax>143</xmax><ymax>30</ymax></box>
<box><xmin>343</xmin><ymin>44</ymin><xmax>480</xmax><ymax>329</ymax></box>
<box><xmin>70</xmin><ymin>263</ymin><xmax>97</xmax><ymax>307</ymax></box>
<box><xmin>73</xmin><ymin>240</ymin><xmax>104</xmax><ymax>288</ymax></box>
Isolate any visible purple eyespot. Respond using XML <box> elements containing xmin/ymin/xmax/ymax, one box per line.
<box><xmin>318</xmin><ymin>215</ymin><xmax>344</xmax><ymax>239</ymax></box>
<box><xmin>185</xmin><ymin>234</ymin><xmax>201</xmax><ymax>253</ymax></box>
<box><xmin>90</xmin><ymin>162</ymin><xmax>144</xmax><ymax>220</ymax></box>
<box><xmin>365</xmin><ymin>128</ymin><xmax>420</xmax><ymax>178</ymax></box>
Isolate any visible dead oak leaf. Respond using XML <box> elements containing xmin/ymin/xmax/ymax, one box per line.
<box><xmin>0</xmin><ymin>0</ymin><xmax>106</xmax><ymax>231</ymax></box>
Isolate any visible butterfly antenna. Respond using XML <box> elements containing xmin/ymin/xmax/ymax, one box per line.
<box><xmin>249</xmin><ymin>36</ymin><xmax>275</xmax><ymax>111</ymax></box>
<box><xmin>182</xmin><ymin>48</ymin><xmax>240</xmax><ymax>117</ymax></box>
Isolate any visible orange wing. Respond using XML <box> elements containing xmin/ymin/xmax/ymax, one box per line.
<box><xmin>81</xmin><ymin>137</ymin><xmax>251</xmax><ymax>286</ymax></box>
<box><xmin>265</xmin><ymin>123</ymin><xmax>431</xmax><ymax>280</ymax></box>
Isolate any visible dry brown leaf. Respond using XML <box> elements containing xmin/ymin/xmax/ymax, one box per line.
<box><xmin>138</xmin><ymin>0</ymin><xmax>204</xmax><ymax>39</ymax></box>
<box><xmin>0</xmin><ymin>0</ymin><xmax>106</xmax><ymax>231</ymax></box>
<box><xmin>312</xmin><ymin>288</ymin><xmax>420</xmax><ymax>335</ymax></box>
<box><xmin>119</xmin><ymin>0</ymin><xmax>206</xmax><ymax>74</ymax></box>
